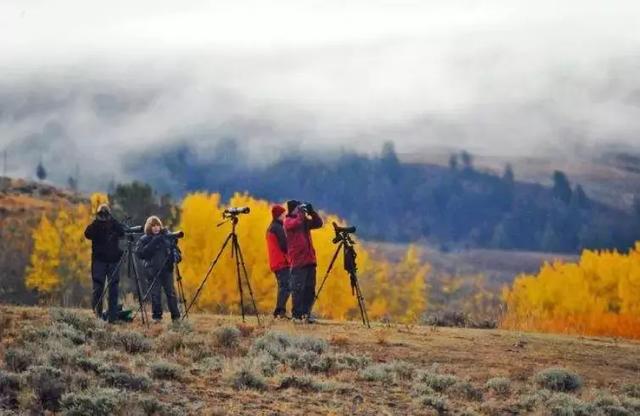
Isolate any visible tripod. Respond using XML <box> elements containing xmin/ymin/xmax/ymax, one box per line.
<box><xmin>315</xmin><ymin>222</ymin><xmax>371</xmax><ymax>328</ymax></box>
<box><xmin>95</xmin><ymin>233</ymin><xmax>148</xmax><ymax>325</ymax></box>
<box><xmin>183</xmin><ymin>213</ymin><xmax>261</xmax><ymax>325</ymax></box>
<box><xmin>175</xmin><ymin>264</ymin><xmax>188</xmax><ymax>315</ymax></box>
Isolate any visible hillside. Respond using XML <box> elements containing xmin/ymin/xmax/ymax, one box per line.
<box><xmin>0</xmin><ymin>177</ymin><xmax>86</xmax><ymax>304</ymax></box>
<box><xmin>1</xmin><ymin>306</ymin><xmax>639</xmax><ymax>415</ymax></box>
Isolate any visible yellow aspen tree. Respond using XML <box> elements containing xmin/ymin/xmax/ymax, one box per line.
<box><xmin>26</xmin><ymin>215</ymin><xmax>61</xmax><ymax>295</ymax></box>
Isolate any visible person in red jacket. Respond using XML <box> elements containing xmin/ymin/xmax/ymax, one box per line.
<box><xmin>284</xmin><ymin>200</ymin><xmax>323</xmax><ymax>323</ymax></box>
<box><xmin>266</xmin><ymin>205</ymin><xmax>291</xmax><ymax>319</ymax></box>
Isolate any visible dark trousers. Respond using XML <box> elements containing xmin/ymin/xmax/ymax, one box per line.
<box><xmin>291</xmin><ymin>265</ymin><xmax>316</xmax><ymax>319</ymax></box>
<box><xmin>273</xmin><ymin>268</ymin><xmax>291</xmax><ymax>317</ymax></box>
<box><xmin>147</xmin><ymin>268</ymin><xmax>180</xmax><ymax>321</ymax></box>
<box><xmin>91</xmin><ymin>259</ymin><xmax>120</xmax><ymax>321</ymax></box>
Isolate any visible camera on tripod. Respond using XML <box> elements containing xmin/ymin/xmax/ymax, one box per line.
<box><xmin>332</xmin><ymin>222</ymin><xmax>356</xmax><ymax>244</ymax></box>
<box><xmin>223</xmin><ymin>207</ymin><xmax>250</xmax><ymax>218</ymax></box>
<box><xmin>124</xmin><ymin>225</ymin><xmax>143</xmax><ymax>234</ymax></box>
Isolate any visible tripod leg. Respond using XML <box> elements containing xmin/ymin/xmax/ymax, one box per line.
<box><xmin>129</xmin><ymin>247</ymin><xmax>147</xmax><ymax>325</ymax></box>
<box><xmin>232</xmin><ymin>236</ymin><xmax>246</xmax><ymax>322</ymax></box>
<box><xmin>351</xmin><ymin>273</ymin><xmax>371</xmax><ymax>328</ymax></box>
<box><xmin>175</xmin><ymin>265</ymin><xmax>188</xmax><ymax>316</ymax></box>
<box><xmin>183</xmin><ymin>232</ymin><xmax>234</xmax><ymax>318</ymax></box>
<box><xmin>234</xmin><ymin>237</ymin><xmax>262</xmax><ymax>326</ymax></box>
<box><xmin>314</xmin><ymin>242</ymin><xmax>342</xmax><ymax>303</ymax></box>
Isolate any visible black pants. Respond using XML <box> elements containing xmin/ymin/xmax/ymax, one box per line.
<box><xmin>147</xmin><ymin>268</ymin><xmax>180</xmax><ymax>321</ymax></box>
<box><xmin>273</xmin><ymin>268</ymin><xmax>291</xmax><ymax>317</ymax></box>
<box><xmin>91</xmin><ymin>259</ymin><xmax>120</xmax><ymax>321</ymax></box>
<box><xmin>291</xmin><ymin>265</ymin><xmax>316</xmax><ymax>319</ymax></box>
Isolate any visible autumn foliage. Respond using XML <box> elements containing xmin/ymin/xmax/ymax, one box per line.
<box><xmin>502</xmin><ymin>244</ymin><xmax>640</xmax><ymax>339</ymax></box>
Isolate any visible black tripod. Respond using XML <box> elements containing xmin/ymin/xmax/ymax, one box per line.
<box><xmin>95</xmin><ymin>233</ymin><xmax>148</xmax><ymax>325</ymax></box>
<box><xmin>175</xmin><ymin>264</ymin><xmax>188</xmax><ymax>315</ymax></box>
<box><xmin>315</xmin><ymin>222</ymin><xmax>371</xmax><ymax>328</ymax></box>
<box><xmin>183</xmin><ymin>211</ymin><xmax>261</xmax><ymax>324</ymax></box>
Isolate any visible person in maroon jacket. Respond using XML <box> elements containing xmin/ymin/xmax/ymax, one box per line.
<box><xmin>266</xmin><ymin>205</ymin><xmax>291</xmax><ymax>319</ymax></box>
<box><xmin>284</xmin><ymin>200</ymin><xmax>323</xmax><ymax>323</ymax></box>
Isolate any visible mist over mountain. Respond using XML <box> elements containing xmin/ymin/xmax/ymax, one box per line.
<box><xmin>2</xmin><ymin>1</ymin><xmax>640</xmax><ymax>190</ymax></box>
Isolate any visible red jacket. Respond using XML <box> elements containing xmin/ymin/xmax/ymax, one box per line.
<box><xmin>266</xmin><ymin>219</ymin><xmax>289</xmax><ymax>272</ymax></box>
<box><xmin>284</xmin><ymin>208</ymin><xmax>323</xmax><ymax>269</ymax></box>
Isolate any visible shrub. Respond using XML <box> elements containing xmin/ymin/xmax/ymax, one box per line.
<box><xmin>56</xmin><ymin>323</ymin><xmax>86</xmax><ymax>345</ymax></box>
<box><xmin>230</xmin><ymin>366</ymin><xmax>267</xmax><ymax>391</ymax></box>
<box><xmin>620</xmin><ymin>396</ymin><xmax>640</xmax><ymax>413</ymax></box>
<box><xmin>155</xmin><ymin>332</ymin><xmax>186</xmax><ymax>354</ymax></box>
<box><xmin>214</xmin><ymin>327</ymin><xmax>241</xmax><ymax>348</ymax></box>
<box><xmin>0</xmin><ymin>312</ymin><xmax>12</xmax><ymax>341</ymax></box>
<box><xmin>60</xmin><ymin>388</ymin><xmax>123</xmax><ymax>416</ymax></box>
<box><xmin>623</xmin><ymin>384</ymin><xmax>640</xmax><ymax>399</ymax></box>
<box><xmin>168</xmin><ymin>320</ymin><xmax>193</xmax><ymax>334</ymax></box>
<box><xmin>534</xmin><ymin>368</ymin><xmax>583</xmax><ymax>392</ymax></box>
<box><xmin>418</xmin><ymin>370</ymin><xmax>459</xmax><ymax>393</ymax></box>
<box><xmin>419</xmin><ymin>393</ymin><xmax>449</xmax><ymax>413</ymax></box>
<box><xmin>236</xmin><ymin>323</ymin><xmax>255</xmax><ymax>337</ymax></box>
<box><xmin>452</xmin><ymin>381</ymin><xmax>483</xmax><ymax>401</ymax></box>
<box><xmin>486</xmin><ymin>377</ymin><xmax>511</xmax><ymax>396</ymax></box>
<box><xmin>253</xmin><ymin>353</ymin><xmax>280</xmax><ymax>377</ymax></box>
<box><xmin>50</xmin><ymin>308</ymin><xmax>96</xmax><ymax>334</ymax></box>
<box><xmin>4</xmin><ymin>347</ymin><xmax>32</xmax><ymax>372</ymax></box>
<box><xmin>48</xmin><ymin>347</ymin><xmax>77</xmax><ymax>369</ymax></box>
<box><xmin>359</xmin><ymin>364</ymin><xmax>394</xmax><ymax>384</ymax></box>
<box><xmin>150</xmin><ymin>361</ymin><xmax>183</xmax><ymax>381</ymax></box>
<box><xmin>101</xmin><ymin>365</ymin><xmax>151</xmax><ymax>391</ymax></box>
<box><xmin>74</xmin><ymin>356</ymin><xmax>105</xmax><ymax>373</ymax></box>
<box><xmin>334</xmin><ymin>354</ymin><xmax>371</xmax><ymax>370</ymax></box>
<box><xmin>252</xmin><ymin>331</ymin><xmax>328</xmax><ymax>358</ymax></box>
<box><xmin>27</xmin><ymin>365</ymin><xmax>66</xmax><ymax>411</ymax></box>
<box><xmin>138</xmin><ymin>395</ymin><xmax>183</xmax><ymax>416</ymax></box>
<box><xmin>114</xmin><ymin>331</ymin><xmax>153</xmax><ymax>354</ymax></box>
<box><xmin>278</xmin><ymin>375</ymin><xmax>325</xmax><ymax>392</ymax></box>
<box><xmin>0</xmin><ymin>370</ymin><xmax>21</xmax><ymax>409</ymax></box>
<box><xmin>546</xmin><ymin>393</ymin><xmax>594</xmax><ymax>416</ymax></box>
<box><xmin>518</xmin><ymin>389</ymin><xmax>552</xmax><ymax>411</ymax></box>
<box><xmin>194</xmin><ymin>356</ymin><xmax>225</xmax><ymax>373</ymax></box>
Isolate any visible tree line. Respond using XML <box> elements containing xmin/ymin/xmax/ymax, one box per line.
<box><xmin>125</xmin><ymin>140</ymin><xmax>640</xmax><ymax>254</ymax></box>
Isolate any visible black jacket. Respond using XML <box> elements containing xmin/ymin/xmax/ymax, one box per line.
<box><xmin>135</xmin><ymin>232</ymin><xmax>175</xmax><ymax>277</ymax></box>
<box><xmin>84</xmin><ymin>219</ymin><xmax>125</xmax><ymax>263</ymax></box>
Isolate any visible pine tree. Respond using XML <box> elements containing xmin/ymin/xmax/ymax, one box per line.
<box><xmin>36</xmin><ymin>162</ymin><xmax>47</xmax><ymax>181</ymax></box>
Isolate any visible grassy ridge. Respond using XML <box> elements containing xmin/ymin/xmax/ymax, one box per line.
<box><xmin>1</xmin><ymin>306</ymin><xmax>640</xmax><ymax>415</ymax></box>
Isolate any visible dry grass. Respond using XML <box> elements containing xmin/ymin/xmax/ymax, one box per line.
<box><xmin>0</xmin><ymin>305</ymin><xmax>639</xmax><ymax>415</ymax></box>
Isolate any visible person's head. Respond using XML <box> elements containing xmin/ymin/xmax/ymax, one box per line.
<box><xmin>96</xmin><ymin>204</ymin><xmax>111</xmax><ymax>221</ymax></box>
<box><xmin>271</xmin><ymin>205</ymin><xmax>286</xmax><ymax>221</ymax></box>
<box><xmin>144</xmin><ymin>216</ymin><xmax>163</xmax><ymax>235</ymax></box>
<box><xmin>286</xmin><ymin>200</ymin><xmax>300</xmax><ymax>215</ymax></box>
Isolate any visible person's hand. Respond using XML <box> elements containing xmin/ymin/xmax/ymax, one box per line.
<box><xmin>305</xmin><ymin>203</ymin><xmax>314</xmax><ymax>213</ymax></box>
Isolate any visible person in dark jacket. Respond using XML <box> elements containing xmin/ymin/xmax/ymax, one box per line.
<box><xmin>284</xmin><ymin>200</ymin><xmax>323</xmax><ymax>323</ymax></box>
<box><xmin>84</xmin><ymin>204</ymin><xmax>125</xmax><ymax>322</ymax></box>
<box><xmin>135</xmin><ymin>216</ymin><xmax>180</xmax><ymax>322</ymax></box>
<box><xmin>266</xmin><ymin>205</ymin><xmax>290</xmax><ymax>319</ymax></box>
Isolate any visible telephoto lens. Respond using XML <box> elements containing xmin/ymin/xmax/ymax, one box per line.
<box><xmin>224</xmin><ymin>207</ymin><xmax>251</xmax><ymax>215</ymax></box>
<box><xmin>167</xmin><ymin>230</ymin><xmax>185</xmax><ymax>239</ymax></box>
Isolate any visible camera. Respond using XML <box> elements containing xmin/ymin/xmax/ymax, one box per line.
<box><xmin>332</xmin><ymin>222</ymin><xmax>356</xmax><ymax>244</ymax></box>
<box><xmin>298</xmin><ymin>203</ymin><xmax>314</xmax><ymax>213</ymax></box>
<box><xmin>224</xmin><ymin>207</ymin><xmax>250</xmax><ymax>216</ymax></box>
<box><xmin>165</xmin><ymin>230</ymin><xmax>185</xmax><ymax>240</ymax></box>
<box><xmin>124</xmin><ymin>225</ymin><xmax>143</xmax><ymax>234</ymax></box>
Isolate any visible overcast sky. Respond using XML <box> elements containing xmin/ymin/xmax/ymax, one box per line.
<box><xmin>1</xmin><ymin>0</ymin><xmax>640</xmax><ymax>182</ymax></box>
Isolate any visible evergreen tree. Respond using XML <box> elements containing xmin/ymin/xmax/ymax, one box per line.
<box><xmin>36</xmin><ymin>162</ymin><xmax>47</xmax><ymax>181</ymax></box>
<box><xmin>552</xmin><ymin>170</ymin><xmax>572</xmax><ymax>203</ymax></box>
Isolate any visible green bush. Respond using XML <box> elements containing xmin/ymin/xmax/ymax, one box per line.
<box><xmin>150</xmin><ymin>361</ymin><xmax>183</xmax><ymax>381</ymax></box>
<box><xmin>253</xmin><ymin>353</ymin><xmax>280</xmax><ymax>377</ymax></box>
<box><xmin>251</xmin><ymin>331</ymin><xmax>328</xmax><ymax>358</ymax></box>
<box><xmin>359</xmin><ymin>361</ymin><xmax>415</xmax><ymax>384</ymax></box>
<box><xmin>27</xmin><ymin>365</ymin><xmax>66</xmax><ymax>411</ymax></box>
<box><xmin>114</xmin><ymin>331</ymin><xmax>153</xmax><ymax>354</ymax></box>
<box><xmin>334</xmin><ymin>353</ymin><xmax>371</xmax><ymax>370</ymax></box>
<box><xmin>155</xmin><ymin>332</ymin><xmax>186</xmax><ymax>354</ymax></box>
<box><xmin>534</xmin><ymin>368</ymin><xmax>583</xmax><ymax>392</ymax></box>
<box><xmin>60</xmin><ymin>388</ymin><xmax>123</xmax><ymax>416</ymax></box>
<box><xmin>56</xmin><ymin>323</ymin><xmax>86</xmax><ymax>345</ymax></box>
<box><xmin>138</xmin><ymin>395</ymin><xmax>184</xmax><ymax>416</ymax></box>
<box><xmin>486</xmin><ymin>377</ymin><xmax>511</xmax><ymax>396</ymax></box>
<box><xmin>4</xmin><ymin>347</ymin><xmax>32</xmax><ymax>372</ymax></box>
